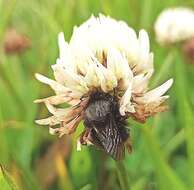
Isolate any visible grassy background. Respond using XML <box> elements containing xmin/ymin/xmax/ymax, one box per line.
<box><xmin>0</xmin><ymin>0</ymin><xmax>194</xmax><ymax>190</ymax></box>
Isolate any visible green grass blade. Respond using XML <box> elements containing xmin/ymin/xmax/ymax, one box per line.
<box><xmin>174</xmin><ymin>48</ymin><xmax>194</xmax><ymax>187</ymax></box>
<box><xmin>141</xmin><ymin>126</ymin><xmax>188</xmax><ymax>190</ymax></box>
<box><xmin>0</xmin><ymin>165</ymin><xmax>20</xmax><ymax>190</ymax></box>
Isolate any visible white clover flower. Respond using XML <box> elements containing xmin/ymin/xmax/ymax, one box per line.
<box><xmin>154</xmin><ymin>7</ymin><xmax>194</xmax><ymax>45</ymax></box>
<box><xmin>35</xmin><ymin>14</ymin><xmax>173</xmax><ymax>160</ymax></box>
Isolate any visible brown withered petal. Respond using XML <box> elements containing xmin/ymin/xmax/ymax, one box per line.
<box><xmin>3</xmin><ymin>28</ymin><xmax>30</xmax><ymax>54</ymax></box>
<box><xmin>129</xmin><ymin>102</ymin><xmax>168</xmax><ymax>123</ymax></box>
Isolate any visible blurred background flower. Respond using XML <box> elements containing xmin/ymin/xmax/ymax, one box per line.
<box><xmin>154</xmin><ymin>7</ymin><xmax>194</xmax><ymax>45</ymax></box>
<box><xmin>3</xmin><ymin>28</ymin><xmax>30</xmax><ymax>55</ymax></box>
<box><xmin>0</xmin><ymin>1</ymin><xmax>194</xmax><ymax>190</ymax></box>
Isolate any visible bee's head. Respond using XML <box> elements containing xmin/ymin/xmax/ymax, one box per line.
<box><xmin>84</xmin><ymin>91</ymin><xmax>118</xmax><ymax>123</ymax></box>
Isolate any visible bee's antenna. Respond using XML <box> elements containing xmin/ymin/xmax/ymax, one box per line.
<box><xmin>113</xmin><ymin>88</ymin><xmax>118</xmax><ymax>102</ymax></box>
<box><xmin>113</xmin><ymin>88</ymin><xmax>116</xmax><ymax>97</ymax></box>
<box><xmin>80</xmin><ymin>94</ymin><xmax>88</xmax><ymax>101</ymax></box>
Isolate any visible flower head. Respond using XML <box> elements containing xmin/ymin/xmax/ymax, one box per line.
<box><xmin>154</xmin><ymin>7</ymin><xmax>194</xmax><ymax>45</ymax></box>
<box><xmin>4</xmin><ymin>28</ymin><xmax>30</xmax><ymax>54</ymax></box>
<box><xmin>35</xmin><ymin>14</ymin><xmax>173</xmax><ymax>160</ymax></box>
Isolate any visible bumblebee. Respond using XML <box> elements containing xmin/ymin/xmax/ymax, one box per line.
<box><xmin>82</xmin><ymin>92</ymin><xmax>131</xmax><ymax>160</ymax></box>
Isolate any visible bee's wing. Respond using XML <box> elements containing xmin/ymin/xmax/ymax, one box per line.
<box><xmin>93</xmin><ymin>118</ymin><xmax>125</xmax><ymax>160</ymax></box>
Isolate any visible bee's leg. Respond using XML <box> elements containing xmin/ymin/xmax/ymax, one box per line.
<box><xmin>118</xmin><ymin>125</ymin><xmax>129</xmax><ymax>142</ymax></box>
<box><xmin>79</xmin><ymin>128</ymin><xmax>103</xmax><ymax>150</ymax></box>
<box><xmin>83</xmin><ymin>112</ymin><xmax>104</xmax><ymax>150</ymax></box>
<box><xmin>76</xmin><ymin>129</ymin><xmax>91</xmax><ymax>151</ymax></box>
<box><xmin>88</xmin><ymin>129</ymin><xmax>103</xmax><ymax>149</ymax></box>
<box><xmin>79</xmin><ymin>128</ymin><xmax>92</xmax><ymax>145</ymax></box>
<box><xmin>118</xmin><ymin>125</ymin><xmax>132</xmax><ymax>154</ymax></box>
<box><xmin>124</xmin><ymin>138</ymin><xmax>132</xmax><ymax>154</ymax></box>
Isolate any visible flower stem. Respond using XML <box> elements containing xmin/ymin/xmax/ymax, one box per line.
<box><xmin>116</xmin><ymin>161</ymin><xmax>130</xmax><ymax>190</ymax></box>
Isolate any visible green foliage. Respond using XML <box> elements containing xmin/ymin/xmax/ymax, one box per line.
<box><xmin>0</xmin><ymin>0</ymin><xmax>194</xmax><ymax>189</ymax></box>
<box><xmin>0</xmin><ymin>166</ymin><xmax>19</xmax><ymax>190</ymax></box>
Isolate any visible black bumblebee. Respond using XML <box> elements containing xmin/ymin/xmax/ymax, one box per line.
<box><xmin>83</xmin><ymin>91</ymin><xmax>131</xmax><ymax>160</ymax></box>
